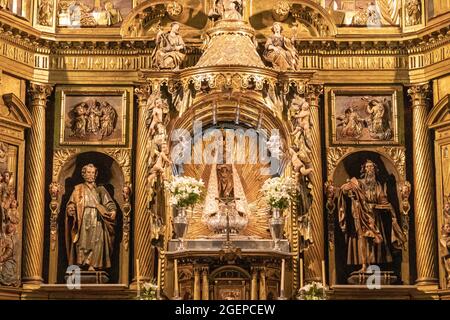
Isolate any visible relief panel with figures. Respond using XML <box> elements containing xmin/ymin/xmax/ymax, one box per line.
<box><xmin>57</xmin><ymin>0</ymin><xmax>132</xmax><ymax>27</ymax></box>
<box><xmin>59</xmin><ymin>89</ymin><xmax>128</xmax><ymax>146</ymax></box>
<box><xmin>0</xmin><ymin>141</ymin><xmax>20</xmax><ymax>287</ymax></box>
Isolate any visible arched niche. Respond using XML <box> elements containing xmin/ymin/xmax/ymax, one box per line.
<box><xmin>166</xmin><ymin>94</ymin><xmax>292</xmax><ymax>239</ymax></box>
<box><xmin>249</xmin><ymin>0</ymin><xmax>337</xmax><ymax>39</ymax></box>
<box><xmin>209</xmin><ymin>265</ymin><xmax>251</xmax><ymax>300</ymax></box>
<box><xmin>48</xmin><ymin>151</ymin><xmax>129</xmax><ymax>285</ymax></box>
<box><xmin>427</xmin><ymin>94</ymin><xmax>450</xmax><ymax>289</ymax></box>
<box><xmin>329</xmin><ymin>149</ymin><xmax>408</xmax><ymax>285</ymax></box>
<box><xmin>120</xmin><ymin>0</ymin><xmax>208</xmax><ymax>39</ymax></box>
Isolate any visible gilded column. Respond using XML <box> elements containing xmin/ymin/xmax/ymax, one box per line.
<box><xmin>258</xmin><ymin>268</ymin><xmax>267</xmax><ymax>300</ymax></box>
<box><xmin>22</xmin><ymin>82</ymin><xmax>52</xmax><ymax>286</ymax></box>
<box><xmin>251</xmin><ymin>268</ymin><xmax>258</xmax><ymax>300</ymax></box>
<box><xmin>201</xmin><ymin>268</ymin><xmax>209</xmax><ymax>300</ymax></box>
<box><xmin>304</xmin><ymin>84</ymin><xmax>325</xmax><ymax>282</ymax></box>
<box><xmin>133</xmin><ymin>84</ymin><xmax>153</xmax><ymax>283</ymax></box>
<box><xmin>408</xmin><ymin>84</ymin><xmax>439</xmax><ymax>286</ymax></box>
<box><xmin>194</xmin><ymin>267</ymin><xmax>201</xmax><ymax>300</ymax></box>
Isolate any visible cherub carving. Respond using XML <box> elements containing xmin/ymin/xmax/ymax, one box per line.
<box><xmin>146</xmin><ymin>91</ymin><xmax>169</xmax><ymax>136</ymax></box>
<box><xmin>147</xmin><ymin>143</ymin><xmax>172</xmax><ymax>188</ymax></box>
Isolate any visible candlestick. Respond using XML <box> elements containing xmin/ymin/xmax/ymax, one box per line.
<box><xmin>157</xmin><ymin>253</ymin><xmax>162</xmax><ymax>299</ymax></box>
<box><xmin>321</xmin><ymin>260</ymin><xmax>326</xmax><ymax>288</ymax></box>
<box><xmin>299</xmin><ymin>258</ymin><xmax>304</xmax><ymax>289</ymax></box>
<box><xmin>173</xmin><ymin>259</ymin><xmax>181</xmax><ymax>299</ymax></box>
<box><xmin>136</xmin><ymin>258</ymin><xmax>141</xmax><ymax>298</ymax></box>
<box><xmin>278</xmin><ymin>259</ymin><xmax>287</xmax><ymax>300</ymax></box>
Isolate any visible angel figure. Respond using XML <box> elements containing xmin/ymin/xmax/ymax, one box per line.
<box><xmin>290</xmin><ymin>96</ymin><xmax>312</xmax><ymax>148</ymax></box>
<box><xmin>289</xmin><ymin>147</ymin><xmax>313</xmax><ymax>182</ymax></box>
<box><xmin>98</xmin><ymin>101</ymin><xmax>118</xmax><ymax>139</ymax></box>
<box><xmin>362</xmin><ymin>97</ymin><xmax>392</xmax><ymax>140</ymax></box>
<box><xmin>337</xmin><ymin>106</ymin><xmax>365</xmax><ymax>139</ymax></box>
<box><xmin>266</xmin><ymin>132</ymin><xmax>283</xmax><ymax>160</ymax></box>
<box><xmin>147</xmin><ymin>143</ymin><xmax>172</xmax><ymax>188</ymax></box>
<box><xmin>172</xmin><ymin>135</ymin><xmax>192</xmax><ymax>175</ymax></box>
<box><xmin>146</xmin><ymin>91</ymin><xmax>169</xmax><ymax>136</ymax></box>
<box><xmin>69</xmin><ymin>102</ymin><xmax>89</xmax><ymax>137</ymax></box>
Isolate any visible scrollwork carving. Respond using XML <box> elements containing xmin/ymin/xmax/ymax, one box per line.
<box><xmin>122</xmin><ymin>183</ymin><xmax>132</xmax><ymax>251</ymax></box>
<box><xmin>104</xmin><ymin>148</ymin><xmax>132</xmax><ymax>183</ymax></box>
<box><xmin>441</xmin><ymin>195</ymin><xmax>450</xmax><ymax>286</ymax></box>
<box><xmin>324</xmin><ymin>180</ymin><xmax>336</xmax><ymax>249</ymax></box>
<box><xmin>49</xmin><ymin>182</ymin><xmax>61</xmax><ymax>251</ymax></box>
<box><xmin>326</xmin><ymin>147</ymin><xmax>349</xmax><ymax>178</ymax></box>
<box><xmin>383</xmin><ymin>147</ymin><xmax>406</xmax><ymax>178</ymax></box>
<box><xmin>272</xmin><ymin>1</ymin><xmax>291</xmax><ymax>22</ymax></box>
<box><xmin>52</xmin><ymin>148</ymin><xmax>78</xmax><ymax>181</ymax></box>
<box><xmin>399</xmin><ymin>181</ymin><xmax>411</xmax><ymax>234</ymax></box>
<box><xmin>166</xmin><ymin>1</ymin><xmax>183</xmax><ymax>19</ymax></box>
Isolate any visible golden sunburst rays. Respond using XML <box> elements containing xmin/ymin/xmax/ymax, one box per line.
<box><xmin>181</xmin><ymin>161</ymin><xmax>272</xmax><ymax>239</ymax></box>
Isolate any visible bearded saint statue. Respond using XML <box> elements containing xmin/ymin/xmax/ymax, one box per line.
<box><xmin>337</xmin><ymin>160</ymin><xmax>406</xmax><ymax>273</ymax></box>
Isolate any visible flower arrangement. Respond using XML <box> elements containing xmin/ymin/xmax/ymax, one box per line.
<box><xmin>261</xmin><ymin>177</ymin><xmax>295</xmax><ymax>210</ymax></box>
<box><xmin>165</xmin><ymin>176</ymin><xmax>204</xmax><ymax>208</ymax></box>
<box><xmin>297</xmin><ymin>282</ymin><xmax>327</xmax><ymax>300</ymax></box>
<box><xmin>137</xmin><ymin>281</ymin><xmax>158</xmax><ymax>300</ymax></box>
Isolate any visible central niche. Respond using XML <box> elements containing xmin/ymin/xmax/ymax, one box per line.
<box><xmin>172</xmin><ymin>123</ymin><xmax>287</xmax><ymax>239</ymax></box>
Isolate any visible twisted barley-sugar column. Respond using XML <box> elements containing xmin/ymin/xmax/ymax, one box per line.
<box><xmin>408</xmin><ymin>84</ymin><xmax>439</xmax><ymax>286</ymax></box>
<box><xmin>133</xmin><ymin>85</ymin><xmax>153</xmax><ymax>283</ymax></box>
<box><xmin>22</xmin><ymin>83</ymin><xmax>52</xmax><ymax>285</ymax></box>
<box><xmin>304</xmin><ymin>84</ymin><xmax>325</xmax><ymax>283</ymax></box>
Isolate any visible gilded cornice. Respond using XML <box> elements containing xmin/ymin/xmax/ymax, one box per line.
<box><xmin>0</xmin><ymin>10</ymin><xmax>449</xmax><ymax>84</ymax></box>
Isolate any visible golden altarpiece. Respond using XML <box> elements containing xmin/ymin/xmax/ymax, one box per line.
<box><xmin>0</xmin><ymin>0</ymin><xmax>449</xmax><ymax>300</ymax></box>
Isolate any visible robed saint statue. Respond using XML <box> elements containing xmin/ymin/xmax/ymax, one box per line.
<box><xmin>65</xmin><ymin>164</ymin><xmax>117</xmax><ymax>271</ymax></box>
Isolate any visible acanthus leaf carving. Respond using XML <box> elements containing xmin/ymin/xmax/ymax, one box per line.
<box><xmin>104</xmin><ymin>148</ymin><xmax>132</xmax><ymax>183</ymax></box>
<box><xmin>326</xmin><ymin>147</ymin><xmax>349</xmax><ymax>178</ymax></box>
<box><xmin>52</xmin><ymin>148</ymin><xmax>78</xmax><ymax>181</ymax></box>
<box><xmin>383</xmin><ymin>146</ymin><xmax>406</xmax><ymax>178</ymax></box>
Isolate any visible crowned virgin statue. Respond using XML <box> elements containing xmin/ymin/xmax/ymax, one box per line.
<box><xmin>202</xmin><ymin>132</ymin><xmax>249</xmax><ymax>235</ymax></box>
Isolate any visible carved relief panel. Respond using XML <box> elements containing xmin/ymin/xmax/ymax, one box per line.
<box><xmin>48</xmin><ymin>86</ymin><xmax>134</xmax><ymax>285</ymax></box>
<box><xmin>328</xmin><ymin>86</ymin><xmax>402</xmax><ymax>146</ymax></box>
<box><xmin>56</xmin><ymin>0</ymin><xmax>132</xmax><ymax>27</ymax></box>
<box><xmin>0</xmin><ymin>93</ymin><xmax>32</xmax><ymax>287</ymax></box>
<box><xmin>324</xmin><ymin>85</ymin><xmax>409</xmax><ymax>286</ymax></box>
<box><xmin>429</xmin><ymin>95</ymin><xmax>450</xmax><ymax>289</ymax></box>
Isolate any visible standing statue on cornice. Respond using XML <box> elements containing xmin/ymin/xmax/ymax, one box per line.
<box><xmin>405</xmin><ymin>0</ymin><xmax>421</xmax><ymax>26</ymax></box>
<box><xmin>209</xmin><ymin>0</ymin><xmax>245</xmax><ymax>21</ymax></box>
<box><xmin>0</xmin><ymin>0</ymin><xmax>9</xmax><ymax>10</ymax></box>
<box><xmin>152</xmin><ymin>22</ymin><xmax>186</xmax><ymax>70</ymax></box>
<box><xmin>38</xmin><ymin>0</ymin><xmax>53</xmax><ymax>26</ymax></box>
<box><xmin>263</xmin><ymin>22</ymin><xmax>298</xmax><ymax>71</ymax></box>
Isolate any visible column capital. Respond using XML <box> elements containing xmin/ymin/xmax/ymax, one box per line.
<box><xmin>305</xmin><ymin>84</ymin><xmax>324</xmax><ymax>106</ymax></box>
<box><xmin>201</xmin><ymin>266</ymin><xmax>209</xmax><ymax>273</ymax></box>
<box><xmin>407</xmin><ymin>83</ymin><xmax>431</xmax><ymax>108</ymax></box>
<box><xmin>134</xmin><ymin>84</ymin><xmax>151</xmax><ymax>107</ymax></box>
<box><xmin>193</xmin><ymin>266</ymin><xmax>202</xmax><ymax>274</ymax></box>
<box><xmin>28</xmin><ymin>82</ymin><xmax>53</xmax><ymax>108</ymax></box>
